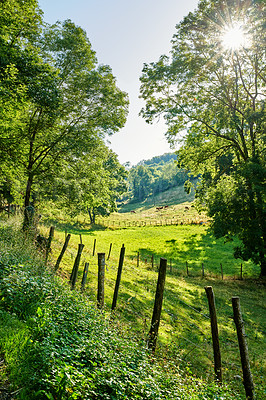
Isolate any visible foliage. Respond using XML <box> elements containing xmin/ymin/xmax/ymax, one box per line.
<box><xmin>39</xmin><ymin>143</ymin><xmax>128</xmax><ymax>223</ymax></box>
<box><xmin>138</xmin><ymin>153</ymin><xmax>177</xmax><ymax>166</ymax></box>
<box><xmin>140</xmin><ymin>0</ymin><xmax>266</xmax><ymax>276</ymax></box>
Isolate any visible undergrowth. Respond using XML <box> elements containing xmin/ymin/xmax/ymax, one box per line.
<box><xmin>0</xmin><ymin>216</ymin><xmax>252</xmax><ymax>399</ymax></box>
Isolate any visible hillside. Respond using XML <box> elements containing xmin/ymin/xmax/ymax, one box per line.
<box><xmin>125</xmin><ymin>152</ymin><xmax>194</xmax><ymax>205</ymax></box>
<box><xmin>119</xmin><ymin>182</ymin><xmax>196</xmax><ymax>212</ymax></box>
<box><xmin>0</xmin><ymin>216</ymin><xmax>250</xmax><ymax>400</ymax></box>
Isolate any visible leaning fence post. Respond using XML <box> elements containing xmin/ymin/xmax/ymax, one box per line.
<box><xmin>220</xmin><ymin>263</ymin><xmax>223</xmax><ymax>280</ymax></box>
<box><xmin>148</xmin><ymin>258</ymin><xmax>167</xmax><ymax>353</ymax></box>
<box><xmin>92</xmin><ymin>238</ymin><xmax>96</xmax><ymax>256</ymax></box>
<box><xmin>202</xmin><ymin>262</ymin><xmax>205</xmax><ymax>278</ymax></box>
<box><xmin>54</xmin><ymin>233</ymin><xmax>71</xmax><ymax>271</ymax></box>
<box><xmin>70</xmin><ymin>243</ymin><xmax>85</xmax><ymax>289</ymax></box>
<box><xmin>97</xmin><ymin>253</ymin><xmax>105</xmax><ymax>309</ymax></box>
<box><xmin>205</xmin><ymin>286</ymin><xmax>222</xmax><ymax>383</ymax></box>
<box><xmin>107</xmin><ymin>243</ymin><xmax>112</xmax><ymax>260</ymax></box>
<box><xmin>45</xmin><ymin>226</ymin><xmax>55</xmax><ymax>263</ymax></box>
<box><xmin>232</xmin><ymin>296</ymin><xmax>255</xmax><ymax>400</ymax></box>
<box><xmin>111</xmin><ymin>244</ymin><xmax>125</xmax><ymax>311</ymax></box>
<box><xmin>81</xmin><ymin>262</ymin><xmax>89</xmax><ymax>292</ymax></box>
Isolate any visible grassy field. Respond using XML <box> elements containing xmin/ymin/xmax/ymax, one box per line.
<box><xmin>42</xmin><ymin>213</ymin><xmax>266</xmax><ymax>399</ymax></box>
<box><xmin>41</xmin><ymin>184</ymin><xmax>202</xmax><ymax>229</ymax></box>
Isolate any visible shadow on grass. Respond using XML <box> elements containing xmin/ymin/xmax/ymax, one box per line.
<box><xmin>136</xmin><ymin>229</ymin><xmax>258</xmax><ymax>279</ymax></box>
<box><xmin>42</xmin><ymin>218</ymin><xmax>108</xmax><ymax>234</ymax></box>
<box><xmin>111</xmin><ymin>250</ymin><xmax>265</xmax><ymax>398</ymax></box>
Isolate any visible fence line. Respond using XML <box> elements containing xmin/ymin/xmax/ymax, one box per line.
<box><xmin>51</xmin><ymin>229</ymin><xmax>263</xmax><ymax>397</ymax></box>
<box><xmin>97</xmin><ymin>217</ymin><xmax>208</xmax><ymax>229</ymax></box>
<box><xmin>175</xmin><ymin>298</ymin><xmax>210</xmax><ymax>319</ymax></box>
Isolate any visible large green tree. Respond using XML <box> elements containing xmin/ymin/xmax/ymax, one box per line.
<box><xmin>21</xmin><ymin>20</ymin><xmax>128</xmax><ymax>209</ymax></box>
<box><xmin>140</xmin><ymin>0</ymin><xmax>266</xmax><ymax>276</ymax></box>
<box><xmin>40</xmin><ymin>142</ymin><xmax>128</xmax><ymax>224</ymax></box>
<box><xmin>130</xmin><ymin>165</ymin><xmax>154</xmax><ymax>202</ymax></box>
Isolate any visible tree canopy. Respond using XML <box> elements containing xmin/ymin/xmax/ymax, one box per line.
<box><xmin>140</xmin><ymin>0</ymin><xmax>266</xmax><ymax>276</ymax></box>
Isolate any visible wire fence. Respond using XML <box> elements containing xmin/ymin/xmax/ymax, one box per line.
<box><xmin>97</xmin><ymin>217</ymin><xmax>209</xmax><ymax>228</ymax></box>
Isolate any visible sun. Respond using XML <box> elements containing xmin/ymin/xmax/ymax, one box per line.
<box><xmin>221</xmin><ymin>23</ymin><xmax>248</xmax><ymax>50</ymax></box>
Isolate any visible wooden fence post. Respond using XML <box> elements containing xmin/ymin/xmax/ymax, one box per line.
<box><xmin>202</xmin><ymin>262</ymin><xmax>205</xmax><ymax>278</ymax></box>
<box><xmin>111</xmin><ymin>244</ymin><xmax>125</xmax><ymax>311</ymax></box>
<box><xmin>107</xmin><ymin>243</ymin><xmax>112</xmax><ymax>260</ymax></box>
<box><xmin>148</xmin><ymin>258</ymin><xmax>167</xmax><ymax>353</ymax></box>
<box><xmin>70</xmin><ymin>243</ymin><xmax>85</xmax><ymax>289</ymax></box>
<box><xmin>45</xmin><ymin>226</ymin><xmax>55</xmax><ymax>263</ymax></box>
<box><xmin>205</xmin><ymin>286</ymin><xmax>222</xmax><ymax>383</ymax></box>
<box><xmin>240</xmin><ymin>264</ymin><xmax>243</xmax><ymax>280</ymax></box>
<box><xmin>186</xmin><ymin>261</ymin><xmax>189</xmax><ymax>276</ymax></box>
<box><xmin>232</xmin><ymin>296</ymin><xmax>255</xmax><ymax>400</ymax></box>
<box><xmin>54</xmin><ymin>233</ymin><xmax>71</xmax><ymax>271</ymax></box>
<box><xmin>92</xmin><ymin>238</ymin><xmax>96</xmax><ymax>256</ymax></box>
<box><xmin>220</xmin><ymin>263</ymin><xmax>224</xmax><ymax>280</ymax></box>
<box><xmin>151</xmin><ymin>254</ymin><xmax>154</xmax><ymax>269</ymax></box>
<box><xmin>97</xmin><ymin>253</ymin><xmax>105</xmax><ymax>309</ymax></box>
<box><xmin>81</xmin><ymin>262</ymin><xmax>89</xmax><ymax>292</ymax></box>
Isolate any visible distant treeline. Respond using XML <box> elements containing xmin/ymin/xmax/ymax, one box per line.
<box><xmin>127</xmin><ymin>153</ymin><xmax>190</xmax><ymax>202</ymax></box>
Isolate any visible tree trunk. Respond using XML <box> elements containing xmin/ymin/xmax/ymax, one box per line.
<box><xmin>23</xmin><ymin>174</ymin><xmax>34</xmax><ymax>231</ymax></box>
<box><xmin>88</xmin><ymin>209</ymin><xmax>96</xmax><ymax>224</ymax></box>
<box><xmin>259</xmin><ymin>253</ymin><xmax>266</xmax><ymax>278</ymax></box>
<box><xmin>24</xmin><ymin>174</ymin><xmax>33</xmax><ymax>208</ymax></box>
<box><xmin>247</xmin><ymin>174</ymin><xmax>265</xmax><ymax>278</ymax></box>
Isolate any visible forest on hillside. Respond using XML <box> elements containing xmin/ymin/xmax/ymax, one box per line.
<box><xmin>126</xmin><ymin>153</ymin><xmax>191</xmax><ymax>203</ymax></box>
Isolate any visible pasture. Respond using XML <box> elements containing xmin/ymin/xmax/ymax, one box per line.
<box><xmin>45</xmin><ymin>220</ymin><xmax>266</xmax><ymax>399</ymax></box>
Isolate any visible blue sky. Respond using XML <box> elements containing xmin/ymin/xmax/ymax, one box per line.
<box><xmin>38</xmin><ymin>0</ymin><xmax>199</xmax><ymax>165</ymax></box>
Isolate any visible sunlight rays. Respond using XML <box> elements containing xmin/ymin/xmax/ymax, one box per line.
<box><xmin>221</xmin><ymin>22</ymin><xmax>250</xmax><ymax>51</ymax></box>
